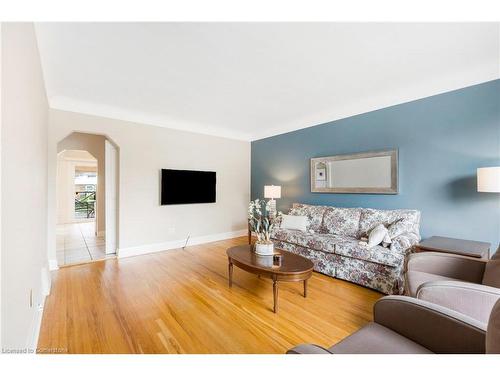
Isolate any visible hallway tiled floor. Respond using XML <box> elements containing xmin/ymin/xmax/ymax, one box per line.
<box><xmin>56</xmin><ymin>222</ymin><xmax>112</xmax><ymax>266</ymax></box>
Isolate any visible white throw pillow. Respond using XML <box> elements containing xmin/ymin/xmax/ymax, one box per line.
<box><xmin>280</xmin><ymin>214</ymin><xmax>308</xmax><ymax>232</ymax></box>
<box><xmin>367</xmin><ymin>224</ymin><xmax>391</xmax><ymax>248</ymax></box>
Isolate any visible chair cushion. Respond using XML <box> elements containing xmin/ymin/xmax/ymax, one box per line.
<box><xmin>289</xmin><ymin>203</ymin><xmax>328</xmax><ymax>232</ymax></box>
<box><xmin>482</xmin><ymin>260</ymin><xmax>500</xmax><ymax>288</ymax></box>
<box><xmin>407</xmin><ymin>270</ymin><xmax>458</xmax><ymax>297</ymax></box>
<box><xmin>335</xmin><ymin>236</ymin><xmax>404</xmax><ymax>267</ymax></box>
<box><xmin>487</xmin><ymin>299</ymin><xmax>500</xmax><ymax>354</ymax></box>
<box><xmin>286</xmin><ymin>344</ymin><xmax>332</xmax><ymax>354</ymax></box>
<box><xmin>329</xmin><ymin>322</ymin><xmax>433</xmax><ymax>354</ymax></box>
<box><xmin>271</xmin><ymin>229</ymin><xmax>337</xmax><ymax>253</ymax></box>
<box><xmin>358</xmin><ymin>208</ymin><xmax>420</xmax><ymax>238</ymax></box>
<box><xmin>322</xmin><ymin>207</ymin><xmax>362</xmax><ymax>237</ymax></box>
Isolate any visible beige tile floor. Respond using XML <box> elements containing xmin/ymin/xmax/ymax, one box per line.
<box><xmin>56</xmin><ymin>222</ymin><xmax>112</xmax><ymax>266</ymax></box>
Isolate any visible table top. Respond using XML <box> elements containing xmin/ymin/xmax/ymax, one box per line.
<box><xmin>227</xmin><ymin>245</ymin><xmax>314</xmax><ymax>276</ymax></box>
<box><xmin>418</xmin><ymin>236</ymin><xmax>490</xmax><ymax>258</ymax></box>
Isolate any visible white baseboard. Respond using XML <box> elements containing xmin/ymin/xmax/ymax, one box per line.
<box><xmin>48</xmin><ymin>259</ymin><xmax>59</xmax><ymax>271</ymax></box>
<box><xmin>26</xmin><ymin>302</ymin><xmax>44</xmax><ymax>352</ymax></box>
<box><xmin>26</xmin><ymin>267</ymin><xmax>51</xmax><ymax>353</ymax></box>
<box><xmin>118</xmin><ymin>229</ymin><xmax>247</xmax><ymax>259</ymax></box>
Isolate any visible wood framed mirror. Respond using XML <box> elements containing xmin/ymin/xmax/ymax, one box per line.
<box><xmin>311</xmin><ymin>149</ymin><xmax>398</xmax><ymax>194</ymax></box>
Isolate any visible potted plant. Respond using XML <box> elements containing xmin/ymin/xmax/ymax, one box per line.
<box><xmin>248</xmin><ymin>199</ymin><xmax>281</xmax><ymax>256</ymax></box>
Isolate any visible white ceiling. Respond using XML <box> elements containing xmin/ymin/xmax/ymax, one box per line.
<box><xmin>35</xmin><ymin>23</ymin><xmax>500</xmax><ymax>141</ymax></box>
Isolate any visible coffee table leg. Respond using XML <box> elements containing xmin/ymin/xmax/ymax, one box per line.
<box><xmin>303</xmin><ymin>279</ymin><xmax>307</xmax><ymax>298</ymax></box>
<box><xmin>228</xmin><ymin>260</ymin><xmax>233</xmax><ymax>288</ymax></box>
<box><xmin>273</xmin><ymin>278</ymin><xmax>279</xmax><ymax>313</ymax></box>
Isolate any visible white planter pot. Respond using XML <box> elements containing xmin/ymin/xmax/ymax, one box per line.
<box><xmin>255</xmin><ymin>242</ymin><xmax>274</xmax><ymax>256</ymax></box>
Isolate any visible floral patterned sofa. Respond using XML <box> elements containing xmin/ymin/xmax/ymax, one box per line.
<box><xmin>271</xmin><ymin>203</ymin><xmax>421</xmax><ymax>294</ymax></box>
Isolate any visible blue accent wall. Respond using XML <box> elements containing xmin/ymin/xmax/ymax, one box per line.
<box><xmin>251</xmin><ymin>80</ymin><xmax>500</xmax><ymax>247</ymax></box>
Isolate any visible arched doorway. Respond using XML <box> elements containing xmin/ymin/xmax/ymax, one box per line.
<box><xmin>55</xmin><ymin>132</ymin><xmax>119</xmax><ymax>266</ymax></box>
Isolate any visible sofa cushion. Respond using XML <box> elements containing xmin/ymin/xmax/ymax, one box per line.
<box><xmin>289</xmin><ymin>203</ymin><xmax>328</xmax><ymax>232</ymax></box>
<box><xmin>271</xmin><ymin>229</ymin><xmax>337</xmax><ymax>253</ymax></box>
<box><xmin>322</xmin><ymin>207</ymin><xmax>362</xmax><ymax>237</ymax></box>
<box><xmin>273</xmin><ymin>240</ymin><xmax>339</xmax><ymax>278</ymax></box>
<box><xmin>335</xmin><ymin>236</ymin><xmax>404</xmax><ymax>267</ymax></box>
<box><xmin>358</xmin><ymin>208</ymin><xmax>420</xmax><ymax>238</ymax></box>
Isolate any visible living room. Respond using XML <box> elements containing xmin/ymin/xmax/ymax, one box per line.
<box><xmin>1</xmin><ymin>1</ymin><xmax>500</xmax><ymax>373</ymax></box>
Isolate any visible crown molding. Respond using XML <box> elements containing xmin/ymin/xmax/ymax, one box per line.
<box><xmin>49</xmin><ymin>96</ymin><xmax>253</xmax><ymax>142</ymax></box>
<box><xmin>49</xmin><ymin>76</ymin><xmax>499</xmax><ymax>143</ymax></box>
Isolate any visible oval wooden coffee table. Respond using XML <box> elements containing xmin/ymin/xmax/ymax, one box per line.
<box><xmin>226</xmin><ymin>244</ymin><xmax>314</xmax><ymax>313</ymax></box>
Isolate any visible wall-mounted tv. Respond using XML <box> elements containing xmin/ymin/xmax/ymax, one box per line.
<box><xmin>161</xmin><ymin>169</ymin><xmax>216</xmax><ymax>205</ymax></box>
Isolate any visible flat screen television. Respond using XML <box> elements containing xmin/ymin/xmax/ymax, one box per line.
<box><xmin>161</xmin><ymin>169</ymin><xmax>216</xmax><ymax>205</ymax></box>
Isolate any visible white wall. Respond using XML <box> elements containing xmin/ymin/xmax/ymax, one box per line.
<box><xmin>1</xmin><ymin>23</ymin><xmax>50</xmax><ymax>350</ymax></box>
<box><xmin>48</xmin><ymin>109</ymin><xmax>250</xmax><ymax>262</ymax></box>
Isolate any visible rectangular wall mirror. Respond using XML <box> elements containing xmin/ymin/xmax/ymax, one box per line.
<box><xmin>311</xmin><ymin>149</ymin><xmax>398</xmax><ymax>194</ymax></box>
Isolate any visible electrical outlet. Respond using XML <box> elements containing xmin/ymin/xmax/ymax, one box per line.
<box><xmin>29</xmin><ymin>289</ymin><xmax>33</xmax><ymax>308</ymax></box>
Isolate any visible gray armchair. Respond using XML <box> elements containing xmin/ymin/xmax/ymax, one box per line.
<box><xmin>406</xmin><ymin>249</ymin><xmax>500</xmax><ymax>323</ymax></box>
<box><xmin>287</xmin><ymin>296</ymin><xmax>500</xmax><ymax>354</ymax></box>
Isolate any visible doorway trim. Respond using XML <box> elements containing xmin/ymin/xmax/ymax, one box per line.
<box><xmin>104</xmin><ymin>139</ymin><xmax>118</xmax><ymax>255</ymax></box>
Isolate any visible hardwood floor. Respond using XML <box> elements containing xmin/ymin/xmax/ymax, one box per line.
<box><xmin>38</xmin><ymin>236</ymin><xmax>382</xmax><ymax>353</ymax></box>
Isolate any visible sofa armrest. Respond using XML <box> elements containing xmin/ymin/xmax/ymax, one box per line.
<box><xmin>407</xmin><ymin>252</ymin><xmax>487</xmax><ymax>283</ymax></box>
<box><xmin>374</xmin><ymin>296</ymin><xmax>486</xmax><ymax>353</ymax></box>
<box><xmin>391</xmin><ymin>233</ymin><xmax>419</xmax><ymax>254</ymax></box>
<box><xmin>286</xmin><ymin>344</ymin><xmax>332</xmax><ymax>354</ymax></box>
<box><xmin>416</xmin><ymin>280</ymin><xmax>500</xmax><ymax>324</ymax></box>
